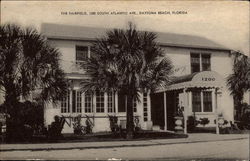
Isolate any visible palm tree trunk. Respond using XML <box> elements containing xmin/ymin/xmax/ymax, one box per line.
<box><xmin>126</xmin><ymin>94</ymin><xmax>134</xmax><ymax>139</ymax></box>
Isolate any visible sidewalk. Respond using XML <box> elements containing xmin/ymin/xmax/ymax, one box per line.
<box><xmin>0</xmin><ymin>133</ymin><xmax>249</xmax><ymax>152</ymax></box>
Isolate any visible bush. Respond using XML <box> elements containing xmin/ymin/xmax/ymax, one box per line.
<box><xmin>199</xmin><ymin>118</ymin><xmax>210</xmax><ymax>127</ymax></box>
<box><xmin>187</xmin><ymin>116</ymin><xmax>199</xmax><ymax>132</ymax></box>
<box><xmin>5</xmin><ymin>101</ymin><xmax>44</xmax><ymax>142</ymax></box>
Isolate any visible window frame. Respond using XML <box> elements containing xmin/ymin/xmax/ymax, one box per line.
<box><xmin>96</xmin><ymin>90</ymin><xmax>105</xmax><ymax>113</ymax></box>
<box><xmin>190</xmin><ymin>52</ymin><xmax>211</xmax><ymax>73</ymax></box>
<box><xmin>192</xmin><ymin>90</ymin><xmax>213</xmax><ymax>113</ymax></box>
<box><xmin>75</xmin><ymin>45</ymin><xmax>90</xmax><ymax>63</ymax></box>
<box><xmin>84</xmin><ymin>91</ymin><xmax>93</xmax><ymax>113</ymax></box>
<box><xmin>61</xmin><ymin>90</ymin><xmax>70</xmax><ymax>113</ymax></box>
<box><xmin>107</xmin><ymin>91</ymin><xmax>115</xmax><ymax>113</ymax></box>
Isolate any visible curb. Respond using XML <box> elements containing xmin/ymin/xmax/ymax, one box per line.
<box><xmin>0</xmin><ymin>137</ymin><xmax>248</xmax><ymax>152</ymax></box>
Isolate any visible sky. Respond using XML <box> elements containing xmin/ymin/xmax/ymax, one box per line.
<box><xmin>1</xmin><ymin>1</ymin><xmax>249</xmax><ymax>55</ymax></box>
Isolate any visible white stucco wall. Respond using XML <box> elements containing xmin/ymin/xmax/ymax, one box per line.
<box><xmin>49</xmin><ymin>39</ymin><xmax>92</xmax><ymax>73</ymax></box>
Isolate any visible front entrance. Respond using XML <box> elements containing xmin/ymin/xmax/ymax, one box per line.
<box><xmin>166</xmin><ymin>92</ymin><xmax>178</xmax><ymax>131</ymax></box>
<box><xmin>151</xmin><ymin>93</ymin><xmax>164</xmax><ymax>129</ymax></box>
<box><xmin>151</xmin><ymin>92</ymin><xmax>179</xmax><ymax>131</ymax></box>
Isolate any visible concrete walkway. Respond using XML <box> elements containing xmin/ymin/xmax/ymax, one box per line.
<box><xmin>0</xmin><ymin>133</ymin><xmax>249</xmax><ymax>152</ymax></box>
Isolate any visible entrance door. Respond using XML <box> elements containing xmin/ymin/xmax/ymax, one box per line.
<box><xmin>150</xmin><ymin>93</ymin><xmax>164</xmax><ymax>129</ymax></box>
<box><xmin>166</xmin><ymin>92</ymin><xmax>177</xmax><ymax>131</ymax></box>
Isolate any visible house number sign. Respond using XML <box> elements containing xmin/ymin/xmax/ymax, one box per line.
<box><xmin>202</xmin><ymin>77</ymin><xmax>215</xmax><ymax>81</ymax></box>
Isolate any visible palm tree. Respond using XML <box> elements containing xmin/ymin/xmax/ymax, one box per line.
<box><xmin>227</xmin><ymin>51</ymin><xmax>250</xmax><ymax>120</ymax></box>
<box><xmin>0</xmin><ymin>24</ymin><xmax>67</xmax><ymax>141</ymax></box>
<box><xmin>81</xmin><ymin>23</ymin><xmax>173</xmax><ymax>139</ymax></box>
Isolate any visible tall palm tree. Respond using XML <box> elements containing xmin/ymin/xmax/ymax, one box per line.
<box><xmin>227</xmin><ymin>51</ymin><xmax>250</xmax><ymax>120</ymax></box>
<box><xmin>0</xmin><ymin>24</ymin><xmax>67</xmax><ymax>141</ymax></box>
<box><xmin>81</xmin><ymin>23</ymin><xmax>173</xmax><ymax>139</ymax></box>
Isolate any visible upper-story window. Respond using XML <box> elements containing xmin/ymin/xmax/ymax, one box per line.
<box><xmin>76</xmin><ymin>46</ymin><xmax>89</xmax><ymax>63</ymax></box>
<box><xmin>190</xmin><ymin>53</ymin><xmax>211</xmax><ymax>73</ymax></box>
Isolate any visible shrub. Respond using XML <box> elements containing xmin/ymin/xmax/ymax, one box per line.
<box><xmin>187</xmin><ymin>115</ymin><xmax>199</xmax><ymax>132</ymax></box>
<box><xmin>199</xmin><ymin>118</ymin><xmax>210</xmax><ymax>127</ymax></box>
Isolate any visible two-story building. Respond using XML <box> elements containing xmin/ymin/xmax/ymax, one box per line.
<box><xmin>41</xmin><ymin>23</ymin><xmax>241</xmax><ymax>134</ymax></box>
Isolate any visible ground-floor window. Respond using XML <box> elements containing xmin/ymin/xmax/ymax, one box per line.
<box><xmin>61</xmin><ymin>90</ymin><xmax>70</xmax><ymax>113</ymax></box>
<box><xmin>61</xmin><ymin>90</ymin><xmax>113</xmax><ymax>114</ymax></box>
<box><xmin>96</xmin><ymin>90</ymin><xmax>105</xmax><ymax>113</ymax></box>
<box><xmin>107</xmin><ymin>91</ymin><xmax>115</xmax><ymax>113</ymax></box>
<box><xmin>84</xmin><ymin>91</ymin><xmax>93</xmax><ymax>113</ymax></box>
<box><xmin>133</xmin><ymin>97</ymin><xmax>137</xmax><ymax>113</ymax></box>
<box><xmin>76</xmin><ymin>91</ymin><xmax>82</xmax><ymax>113</ymax></box>
<box><xmin>143</xmin><ymin>93</ymin><xmax>148</xmax><ymax>121</ymax></box>
<box><xmin>192</xmin><ymin>90</ymin><xmax>213</xmax><ymax>112</ymax></box>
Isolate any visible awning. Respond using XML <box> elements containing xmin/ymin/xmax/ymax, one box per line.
<box><xmin>156</xmin><ymin>71</ymin><xmax>224</xmax><ymax>92</ymax></box>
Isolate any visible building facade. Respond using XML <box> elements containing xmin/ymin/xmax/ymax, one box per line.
<box><xmin>41</xmin><ymin>23</ymin><xmax>247</xmax><ymax>134</ymax></box>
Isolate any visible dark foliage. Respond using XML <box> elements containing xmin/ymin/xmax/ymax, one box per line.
<box><xmin>0</xmin><ymin>24</ymin><xmax>67</xmax><ymax>142</ymax></box>
<box><xmin>227</xmin><ymin>51</ymin><xmax>250</xmax><ymax>120</ymax></box>
<box><xmin>199</xmin><ymin>118</ymin><xmax>210</xmax><ymax>127</ymax></box>
<box><xmin>187</xmin><ymin>115</ymin><xmax>199</xmax><ymax>132</ymax></box>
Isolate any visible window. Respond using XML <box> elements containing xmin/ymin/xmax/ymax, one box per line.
<box><xmin>143</xmin><ymin>93</ymin><xmax>148</xmax><ymax>121</ymax></box>
<box><xmin>191</xmin><ymin>53</ymin><xmax>200</xmax><ymax>73</ymax></box>
<box><xmin>76</xmin><ymin>46</ymin><xmax>89</xmax><ymax>62</ymax></box>
<box><xmin>190</xmin><ymin>53</ymin><xmax>211</xmax><ymax>73</ymax></box>
<box><xmin>61</xmin><ymin>90</ymin><xmax>70</xmax><ymax>113</ymax></box>
<box><xmin>192</xmin><ymin>91</ymin><xmax>201</xmax><ymax>112</ymax></box>
<box><xmin>133</xmin><ymin>97</ymin><xmax>137</xmax><ymax>113</ymax></box>
<box><xmin>72</xmin><ymin>90</ymin><xmax>76</xmax><ymax>113</ymax></box>
<box><xmin>202</xmin><ymin>55</ymin><xmax>211</xmax><ymax>71</ymax></box>
<box><xmin>76</xmin><ymin>91</ymin><xmax>82</xmax><ymax>113</ymax></box>
<box><xmin>203</xmin><ymin>91</ymin><xmax>212</xmax><ymax>112</ymax></box>
<box><xmin>107</xmin><ymin>92</ymin><xmax>115</xmax><ymax>113</ymax></box>
<box><xmin>192</xmin><ymin>91</ymin><xmax>213</xmax><ymax>112</ymax></box>
<box><xmin>84</xmin><ymin>91</ymin><xmax>93</xmax><ymax>113</ymax></box>
<box><xmin>96</xmin><ymin>90</ymin><xmax>104</xmax><ymax>113</ymax></box>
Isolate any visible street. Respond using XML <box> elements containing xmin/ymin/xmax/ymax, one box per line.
<box><xmin>1</xmin><ymin>138</ymin><xmax>249</xmax><ymax>160</ymax></box>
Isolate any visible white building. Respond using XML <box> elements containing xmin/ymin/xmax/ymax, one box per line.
<box><xmin>41</xmin><ymin>23</ymin><xmax>248</xmax><ymax>134</ymax></box>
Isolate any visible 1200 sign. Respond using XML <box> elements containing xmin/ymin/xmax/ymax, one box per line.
<box><xmin>202</xmin><ymin>77</ymin><xmax>215</xmax><ymax>81</ymax></box>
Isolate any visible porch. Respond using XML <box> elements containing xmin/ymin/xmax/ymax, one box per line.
<box><xmin>151</xmin><ymin>71</ymin><xmax>224</xmax><ymax>134</ymax></box>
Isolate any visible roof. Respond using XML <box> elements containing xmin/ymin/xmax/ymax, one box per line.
<box><xmin>41</xmin><ymin>23</ymin><xmax>230</xmax><ymax>51</ymax></box>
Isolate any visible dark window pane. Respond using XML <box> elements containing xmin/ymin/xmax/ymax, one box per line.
<box><xmin>192</xmin><ymin>91</ymin><xmax>201</xmax><ymax>112</ymax></box>
<box><xmin>72</xmin><ymin>90</ymin><xmax>76</xmax><ymax>113</ymax></box>
<box><xmin>203</xmin><ymin>91</ymin><xmax>212</xmax><ymax>112</ymax></box>
<box><xmin>202</xmin><ymin>55</ymin><xmax>211</xmax><ymax>71</ymax></box>
<box><xmin>76</xmin><ymin>46</ymin><xmax>88</xmax><ymax>61</ymax></box>
<box><xmin>191</xmin><ymin>53</ymin><xmax>200</xmax><ymax>73</ymax></box>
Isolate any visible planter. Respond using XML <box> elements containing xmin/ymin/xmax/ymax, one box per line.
<box><xmin>174</xmin><ymin>116</ymin><xmax>183</xmax><ymax>133</ymax></box>
<box><xmin>218</xmin><ymin>117</ymin><xmax>224</xmax><ymax>127</ymax></box>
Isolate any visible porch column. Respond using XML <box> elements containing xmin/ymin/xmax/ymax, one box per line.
<box><xmin>104</xmin><ymin>92</ymin><xmax>108</xmax><ymax>114</ymax></box>
<box><xmin>164</xmin><ymin>91</ymin><xmax>167</xmax><ymax>131</ymax></box>
<box><xmin>183</xmin><ymin>88</ymin><xmax>188</xmax><ymax>134</ymax></box>
<box><xmin>215</xmin><ymin>88</ymin><xmax>219</xmax><ymax>134</ymax></box>
<box><xmin>115</xmin><ymin>91</ymin><xmax>118</xmax><ymax>114</ymax></box>
<box><xmin>147</xmin><ymin>92</ymin><xmax>151</xmax><ymax>121</ymax></box>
